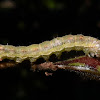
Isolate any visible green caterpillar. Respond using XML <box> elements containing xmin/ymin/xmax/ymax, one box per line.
<box><xmin>0</xmin><ymin>34</ymin><xmax>100</xmax><ymax>63</ymax></box>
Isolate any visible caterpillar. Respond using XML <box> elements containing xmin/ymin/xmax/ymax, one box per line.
<box><xmin>0</xmin><ymin>34</ymin><xmax>100</xmax><ymax>64</ymax></box>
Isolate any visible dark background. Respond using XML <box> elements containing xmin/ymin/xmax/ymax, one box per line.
<box><xmin>0</xmin><ymin>0</ymin><xmax>100</xmax><ymax>100</ymax></box>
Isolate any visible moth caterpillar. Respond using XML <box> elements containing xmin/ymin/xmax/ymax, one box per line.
<box><xmin>0</xmin><ymin>34</ymin><xmax>100</xmax><ymax>64</ymax></box>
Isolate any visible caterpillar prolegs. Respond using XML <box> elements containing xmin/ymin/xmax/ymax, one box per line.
<box><xmin>0</xmin><ymin>34</ymin><xmax>100</xmax><ymax>63</ymax></box>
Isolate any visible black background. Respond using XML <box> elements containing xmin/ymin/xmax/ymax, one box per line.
<box><xmin>0</xmin><ymin>0</ymin><xmax>100</xmax><ymax>100</ymax></box>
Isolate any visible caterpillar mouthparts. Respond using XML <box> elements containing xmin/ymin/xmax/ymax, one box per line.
<box><xmin>0</xmin><ymin>34</ymin><xmax>100</xmax><ymax>63</ymax></box>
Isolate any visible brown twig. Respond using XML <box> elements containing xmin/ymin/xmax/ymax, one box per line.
<box><xmin>0</xmin><ymin>56</ymin><xmax>100</xmax><ymax>80</ymax></box>
<box><xmin>0</xmin><ymin>61</ymin><xmax>17</xmax><ymax>69</ymax></box>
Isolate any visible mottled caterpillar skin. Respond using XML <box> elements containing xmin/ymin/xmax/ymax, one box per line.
<box><xmin>0</xmin><ymin>34</ymin><xmax>100</xmax><ymax>63</ymax></box>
